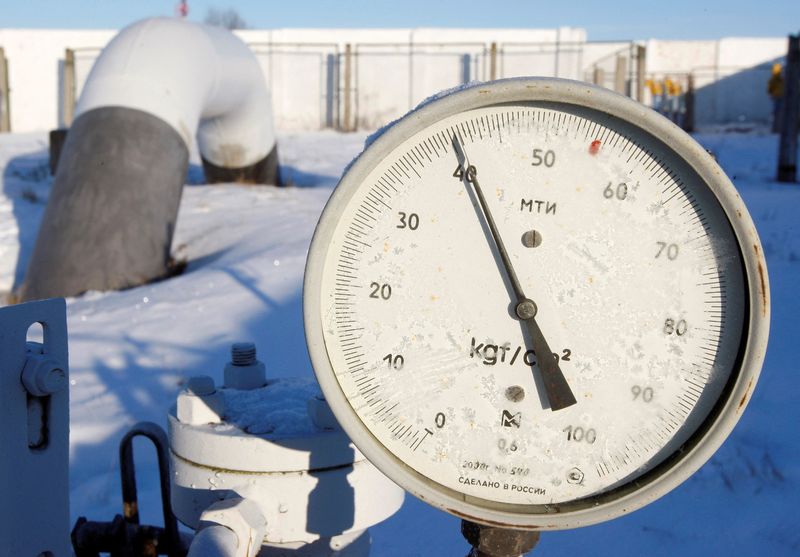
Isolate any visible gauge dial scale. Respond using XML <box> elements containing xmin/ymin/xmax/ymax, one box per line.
<box><xmin>304</xmin><ymin>78</ymin><xmax>769</xmax><ymax>529</ymax></box>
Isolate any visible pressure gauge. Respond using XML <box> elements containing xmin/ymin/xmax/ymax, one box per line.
<box><xmin>303</xmin><ymin>78</ymin><xmax>769</xmax><ymax>529</ymax></box>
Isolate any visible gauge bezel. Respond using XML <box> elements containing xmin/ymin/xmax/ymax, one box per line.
<box><xmin>303</xmin><ymin>77</ymin><xmax>770</xmax><ymax>529</ymax></box>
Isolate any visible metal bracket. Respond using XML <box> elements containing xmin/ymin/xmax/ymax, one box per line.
<box><xmin>0</xmin><ymin>298</ymin><xmax>70</xmax><ymax>556</ymax></box>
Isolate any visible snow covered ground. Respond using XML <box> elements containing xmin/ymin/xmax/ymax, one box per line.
<box><xmin>0</xmin><ymin>128</ymin><xmax>798</xmax><ymax>556</ymax></box>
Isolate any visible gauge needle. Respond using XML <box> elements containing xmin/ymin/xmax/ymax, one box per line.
<box><xmin>452</xmin><ymin>137</ymin><xmax>577</xmax><ymax>411</ymax></box>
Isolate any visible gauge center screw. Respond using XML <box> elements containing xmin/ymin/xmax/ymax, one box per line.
<box><xmin>515</xmin><ymin>299</ymin><xmax>538</xmax><ymax>320</ymax></box>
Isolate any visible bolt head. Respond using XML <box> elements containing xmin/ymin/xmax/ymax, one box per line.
<box><xmin>567</xmin><ymin>467</ymin><xmax>585</xmax><ymax>484</ymax></box>
<box><xmin>199</xmin><ymin>497</ymin><xmax>266</xmax><ymax>557</ymax></box>
<box><xmin>21</xmin><ymin>354</ymin><xmax>66</xmax><ymax>397</ymax></box>
<box><xmin>186</xmin><ymin>375</ymin><xmax>216</xmax><ymax>396</ymax></box>
<box><xmin>177</xmin><ymin>383</ymin><xmax>224</xmax><ymax>425</ymax></box>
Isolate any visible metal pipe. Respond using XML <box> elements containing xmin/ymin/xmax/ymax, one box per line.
<box><xmin>461</xmin><ymin>520</ymin><xmax>540</xmax><ymax>557</ymax></box>
<box><xmin>118</xmin><ymin>422</ymin><xmax>181</xmax><ymax>557</ymax></box>
<box><xmin>75</xmin><ymin>18</ymin><xmax>275</xmax><ymax>170</ymax></box>
<box><xmin>20</xmin><ymin>17</ymin><xmax>278</xmax><ymax>301</ymax></box>
<box><xmin>187</xmin><ymin>526</ymin><xmax>239</xmax><ymax>557</ymax></box>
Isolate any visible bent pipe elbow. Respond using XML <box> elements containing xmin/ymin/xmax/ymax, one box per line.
<box><xmin>76</xmin><ymin>17</ymin><xmax>277</xmax><ymax>173</ymax></box>
<box><xmin>20</xmin><ymin>18</ymin><xmax>278</xmax><ymax>302</ymax></box>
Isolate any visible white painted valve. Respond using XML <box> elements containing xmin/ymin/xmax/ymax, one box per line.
<box><xmin>169</xmin><ymin>343</ymin><xmax>405</xmax><ymax>557</ymax></box>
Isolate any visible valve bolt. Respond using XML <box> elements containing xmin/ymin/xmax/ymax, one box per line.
<box><xmin>231</xmin><ymin>342</ymin><xmax>256</xmax><ymax>366</ymax></box>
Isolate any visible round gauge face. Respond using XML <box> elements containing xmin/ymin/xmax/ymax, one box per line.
<box><xmin>304</xmin><ymin>79</ymin><xmax>769</xmax><ymax>529</ymax></box>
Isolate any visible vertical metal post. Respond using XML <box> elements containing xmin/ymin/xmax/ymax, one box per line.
<box><xmin>490</xmin><ymin>42</ymin><xmax>498</xmax><ymax>81</ymax></box>
<box><xmin>778</xmin><ymin>34</ymin><xmax>799</xmax><ymax>183</ymax></box>
<box><xmin>325</xmin><ymin>53</ymin><xmax>335</xmax><ymax>129</ymax></box>
<box><xmin>408</xmin><ymin>32</ymin><xmax>414</xmax><ymax>111</ymax></box>
<box><xmin>343</xmin><ymin>43</ymin><xmax>352</xmax><ymax>132</ymax></box>
<box><xmin>63</xmin><ymin>48</ymin><xmax>76</xmax><ymax>127</ymax></box>
<box><xmin>553</xmin><ymin>30</ymin><xmax>560</xmax><ymax>78</ymax></box>
<box><xmin>593</xmin><ymin>67</ymin><xmax>605</xmax><ymax>88</ymax></box>
<box><xmin>684</xmin><ymin>73</ymin><xmax>696</xmax><ymax>133</ymax></box>
<box><xmin>461</xmin><ymin>53</ymin><xmax>471</xmax><ymax>84</ymax></box>
<box><xmin>626</xmin><ymin>44</ymin><xmax>634</xmax><ymax>97</ymax></box>
<box><xmin>614</xmin><ymin>55</ymin><xmax>627</xmax><ymax>94</ymax></box>
<box><xmin>636</xmin><ymin>45</ymin><xmax>646</xmax><ymax>102</ymax></box>
<box><xmin>334</xmin><ymin>47</ymin><xmax>341</xmax><ymax>130</ymax></box>
<box><xmin>0</xmin><ymin>47</ymin><xmax>10</xmax><ymax>132</ymax></box>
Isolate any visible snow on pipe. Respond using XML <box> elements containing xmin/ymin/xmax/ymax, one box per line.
<box><xmin>20</xmin><ymin>17</ymin><xmax>278</xmax><ymax>301</ymax></box>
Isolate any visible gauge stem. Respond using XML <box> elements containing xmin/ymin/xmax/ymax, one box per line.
<box><xmin>452</xmin><ymin>137</ymin><xmax>577</xmax><ymax>411</ymax></box>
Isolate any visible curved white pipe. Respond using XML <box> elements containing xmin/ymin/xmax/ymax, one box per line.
<box><xmin>21</xmin><ymin>18</ymin><xmax>279</xmax><ymax>301</ymax></box>
<box><xmin>187</xmin><ymin>525</ymin><xmax>240</xmax><ymax>557</ymax></box>
<box><xmin>76</xmin><ymin>17</ymin><xmax>275</xmax><ymax>169</ymax></box>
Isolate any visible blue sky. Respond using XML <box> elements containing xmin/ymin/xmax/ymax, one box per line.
<box><xmin>1</xmin><ymin>0</ymin><xmax>798</xmax><ymax>40</ymax></box>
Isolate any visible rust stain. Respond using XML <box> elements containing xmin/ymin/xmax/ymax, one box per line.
<box><xmin>214</xmin><ymin>143</ymin><xmax>247</xmax><ymax>167</ymax></box>
<box><xmin>123</xmin><ymin>500</ymin><xmax>138</xmax><ymax>519</ymax></box>
<box><xmin>738</xmin><ymin>378</ymin><xmax>755</xmax><ymax>412</ymax></box>
<box><xmin>754</xmin><ymin>244</ymin><xmax>767</xmax><ymax>315</ymax></box>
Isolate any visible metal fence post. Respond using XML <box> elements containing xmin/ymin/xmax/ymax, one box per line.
<box><xmin>0</xmin><ymin>47</ymin><xmax>10</xmax><ymax>132</ymax></box>
<box><xmin>489</xmin><ymin>42</ymin><xmax>497</xmax><ymax>81</ymax></box>
<box><xmin>593</xmin><ymin>67</ymin><xmax>605</xmax><ymax>87</ymax></box>
<box><xmin>614</xmin><ymin>55</ymin><xmax>627</xmax><ymax>94</ymax></box>
<box><xmin>684</xmin><ymin>73</ymin><xmax>696</xmax><ymax>133</ymax></box>
<box><xmin>343</xmin><ymin>43</ymin><xmax>352</xmax><ymax>132</ymax></box>
<box><xmin>636</xmin><ymin>45</ymin><xmax>646</xmax><ymax>102</ymax></box>
<box><xmin>408</xmin><ymin>34</ymin><xmax>414</xmax><ymax>111</ymax></box>
<box><xmin>63</xmin><ymin>48</ymin><xmax>76</xmax><ymax>127</ymax></box>
<box><xmin>778</xmin><ymin>34</ymin><xmax>799</xmax><ymax>183</ymax></box>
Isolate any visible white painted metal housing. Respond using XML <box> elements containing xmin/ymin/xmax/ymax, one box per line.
<box><xmin>169</xmin><ymin>375</ymin><xmax>404</xmax><ymax>553</ymax></box>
